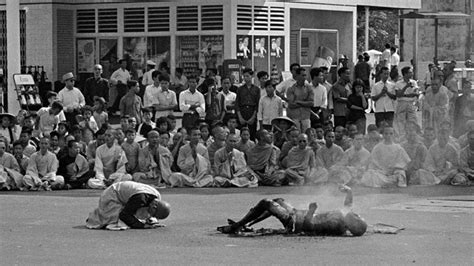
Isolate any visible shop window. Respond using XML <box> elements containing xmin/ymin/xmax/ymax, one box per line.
<box><xmin>98</xmin><ymin>8</ymin><xmax>117</xmax><ymax>33</ymax></box>
<box><xmin>148</xmin><ymin>7</ymin><xmax>170</xmax><ymax>32</ymax></box>
<box><xmin>177</xmin><ymin>6</ymin><xmax>198</xmax><ymax>31</ymax></box>
<box><xmin>76</xmin><ymin>9</ymin><xmax>96</xmax><ymax>33</ymax></box>
<box><xmin>201</xmin><ymin>5</ymin><xmax>223</xmax><ymax>30</ymax></box>
<box><xmin>99</xmin><ymin>39</ymin><xmax>118</xmax><ymax>79</ymax></box>
<box><xmin>253</xmin><ymin>6</ymin><xmax>269</xmax><ymax>31</ymax></box>
<box><xmin>147</xmin><ymin>37</ymin><xmax>171</xmax><ymax>69</ymax></box>
<box><xmin>124</xmin><ymin>8</ymin><xmax>145</xmax><ymax>33</ymax></box>
<box><xmin>269</xmin><ymin>6</ymin><xmax>285</xmax><ymax>31</ymax></box>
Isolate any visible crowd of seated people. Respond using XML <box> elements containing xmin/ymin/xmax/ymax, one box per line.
<box><xmin>0</xmin><ymin>60</ymin><xmax>473</xmax><ymax>190</ymax></box>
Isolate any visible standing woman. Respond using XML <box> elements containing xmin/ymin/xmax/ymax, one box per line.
<box><xmin>347</xmin><ymin>79</ymin><xmax>368</xmax><ymax>134</ymax></box>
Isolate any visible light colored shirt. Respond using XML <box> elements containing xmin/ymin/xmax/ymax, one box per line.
<box><xmin>310</xmin><ymin>83</ymin><xmax>328</xmax><ymax>108</ymax></box>
<box><xmin>110</xmin><ymin>68</ymin><xmax>131</xmax><ymax>84</ymax></box>
<box><xmin>371</xmin><ymin>80</ymin><xmax>396</xmax><ymax>113</ymax></box>
<box><xmin>179</xmin><ymin>89</ymin><xmax>205</xmax><ymax>115</ymax></box>
<box><xmin>58</xmin><ymin>87</ymin><xmax>85</xmax><ymax>110</ymax></box>
<box><xmin>381</xmin><ymin>48</ymin><xmax>391</xmax><ymax>68</ymax></box>
<box><xmin>36</xmin><ymin>107</ymin><xmax>60</xmax><ymax>136</ymax></box>
<box><xmin>395</xmin><ymin>79</ymin><xmax>419</xmax><ymax>102</ymax></box>
<box><xmin>0</xmin><ymin>152</ymin><xmax>20</xmax><ymax>172</ymax></box>
<box><xmin>26</xmin><ymin>150</ymin><xmax>59</xmax><ymax>178</ymax></box>
<box><xmin>222</xmin><ymin>90</ymin><xmax>237</xmax><ymax>112</ymax></box>
<box><xmin>317</xmin><ymin>144</ymin><xmax>344</xmax><ymax>169</ymax></box>
<box><xmin>94</xmin><ymin>144</ymin><xmax>128</xmax><ymax>180</ymax></box>
<box><xmin>154</xmin><ymin>88</ymin><xmax>177</xmax><ymax>118</ymax></box>
<box><xmin>257</xmin><ymin>95</ymin><xmax>283</xmax><ymax>125</ymax></box>
<box><xmin>141</xmin><ymin>69</ymin><xmax>154</xmax><ymax>86</ymax></box>
<box><xmin>390</xmin><ymin>53</ymin><xmax>400</xmax><ymax>67</ymax></box>
<box><xmin>143</xmin><ymin>84</ymin><xmax>161</xmax><ymax>108</ymax></box>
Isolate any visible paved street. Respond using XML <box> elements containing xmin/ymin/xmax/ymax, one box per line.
<box><xmin>1</xmin><ymin>184</ymin><xmax>472</xmax><ymax>265</ymax></box>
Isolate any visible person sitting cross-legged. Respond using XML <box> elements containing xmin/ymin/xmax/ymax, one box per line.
<box><xmin>245</xmin><ymin>129</ymin><xmax>286</xmax><ymax>186</ymax></box>
<box><xmin>87</xmin><ymin>129</ymin><xmax>132</xmax><ymax>189</ymax></box>
<box><xmin>23</xmin><ymin>137</ymin><xmax>64</xmax><ymax>191</ymax></box>
<box><xmin>213</xmin><ymin>133</ymin><xmax>258</xmax><ymax>188</ymax></box>
<box><xmin>281</xmin><ymin>133</ymin><xmax>317</xmax><ymax>185</ymax></box>
<box><xmin>57</xmin><ymin>139</ymin><xmax>94</xmax><ymax>189</ymax></box>
<box><xmin>133</xmin><ymin>130</ymin><xmax>173</xmax><ymax>188</ymax></box>
<box><xmin>447</xmin><ymin>130</ymin><xmax>474</xmax><ymax>186</ymax></box>
<box><xmin>360</xmin><ymin>127</ymin><xmax>411</xmax><ymax>188</ymax></box>
<box><xmin>166</xmin><ymin>127</ymin><xmax>214</xmax><ymax>187</ymax></box>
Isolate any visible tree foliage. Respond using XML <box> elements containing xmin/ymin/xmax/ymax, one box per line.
<box><xmin>356</xmin><ymin>9</ymin><xmax>399</xmax><ymax>55</ymax></box>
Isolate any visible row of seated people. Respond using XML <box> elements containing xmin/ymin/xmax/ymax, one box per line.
<box><xmin>0</xmin><ymin>116</ymin><xmax>472</xmax><ymax>190</ymax></box>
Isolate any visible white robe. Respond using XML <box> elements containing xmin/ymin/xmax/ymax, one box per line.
<box><xmin>88</xmin><ymin>144</ymin><xmax>132</xmax><ymax>189</ymax></box>
<box><xmin>360</xmin><ymin>142</ymin><xmax>411</xmax><ymax>187</ymax></box>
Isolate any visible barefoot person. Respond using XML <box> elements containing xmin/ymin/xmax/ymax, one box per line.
<box><xmin>86</xmin><ymin>181</ymin><xmax>170</xmax><ymax>229</ymax></box>
<box><xmin>217</xmin><ymin>185</ymin><xmax>367</xmax><ymax>236</ymax></box>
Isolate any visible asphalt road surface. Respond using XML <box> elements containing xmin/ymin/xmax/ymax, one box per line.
<box><xmin>1</xmin><ymin>184</ymin><xmax>472</xmax><ymax>265</ymax></box>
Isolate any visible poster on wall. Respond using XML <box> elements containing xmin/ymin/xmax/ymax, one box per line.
<box><xmin>99</xmin><ymin>39</ymin><xmax>118</xmax><ymax>79</ymax></box>
<box><xmin>77</xmin><ymin>39</ymin><xmax>95</xmax><ymax>73</ymax></box>
<box><xmin>147</xmin><ymin>36</ymin><xmax>170</xmax><ymax>71</ymax></box>
<box><xmin>253</xmin><ymin>36</ymin><xmax>269</xmax><ymax>73</ymax></box>
<box><xmin>270</xmin><ymin>36</ymin><xmax>284</xmax><ymax>72</ymax></box>
<box><xmin>200</xmin><ymin>35</ymin><xmax>224</xmax><ymax>72</ymax></box>
<box><xmin>236</xmin><ymin>35</ymin><xmax>252</xmax><ymax>69</ymax></box>
<box><xmin>123</xmin><ymin>37</ymin><xmax>147</xmax><ymax>80</ymax></box>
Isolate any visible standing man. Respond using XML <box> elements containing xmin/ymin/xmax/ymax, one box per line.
<box><xmin>330</xmin><ymin>67</ymin><xmax>352</xmax><ymax>128</ymax></box>
<box><xmin>141</xmin><ymin>60</ymin><xmax>156</xmax><ymax>86</ymax></box>
<box><xmin>381</xmin><ymin>43</ymin><xmax>391</xmax><ymax>69</ymax></box>
<box><xmin>179</xmin><ymin>76</ymin><xmax>205</xmax><ymax>131</ymax></box>
<box><xmin>390</xmin><ymin>47</ymin><xmax>400</xmax><ymax>81</ymax></box>
<box><xmin>57</xmin><ymin>72</ymin><xmax>85</xmax><ymax>124</ymax></box>
<box><xmin>354</xmin><ymin>55</ymin><xmax>371</xmax><ymax>91</ymax></box>
<box><xmin>309</xmin><ymin>67</ymin><xmax>328</xmax><ymax>127</ymax></box>
<box><xmin>110</xmin><ymin>59</ymin><xmax>131</xmax><ymax>113</ymax></box>
<box><xmin>371</xmin><ymin>67</ymin><xmax>397</xmax><ymax>127</ymax></box>
<box><xmin>235</xmin><ymin>69</ymin><xmax>260</xmax><ymax>140</ymax></box>
<box><xmin>276</xmin><ymin>63</ymin><xmax>300</xmax><ymax>101</ymax></box>
<box><xmin>395</xmin><ymin>66</ymin><xmax>419</xmax><ymax>136</ymax></box>
<box><xmin>286</xmin><ymin>67</ymin><xmax>314</xmax><ymax>132</ymax></box>
<box><xmin>145</xmin><ymin>73</ymin><xmax>177</xmax><ymax>120</ymax></box>
<box><xmin>83</xmin><ymin>64</ymin><xmax>109</xmax><ymax>106</ymax></box>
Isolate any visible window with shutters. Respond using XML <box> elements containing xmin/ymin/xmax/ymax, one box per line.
<box><xmin>98</xmin><ymin>8</ymin><xmax>117</xmax><ymax>33</ymax></box>
<box><xmin>148</xmin><ymin>7</ymin><xmax>170</xmax><ymax>32</ymax></box>
<box><xmin>237</xmin><ymin>5</ymin><xmax>252</xmax><ymax>30</ymax></box>
<box><xmin>201</xmin><ymin>5</ymin><xmax>223</xmax><ymax>30</ymax></box>
<box><xmin>253</xmin><ymin>6</ymin><xmax>268</xmax><ymax>31</ymax></box>
<box><xmin>176</xmin><ymin>6</ymin><xmax>198</xmax><ymax>31</ymax></box>
<box><xmin>76</xmin><ymin>9</ymin><xmax>95</xmax><ymax>33</ymax></box>
<box><xmin>124</xmin><ymin>8</ymin><xmax>145</xmax><ymax>32</ymax></box>
<box><xmin>269</xmin><ymin>6</ymin><xmax>285</xmax><ymax>31</ymax></box>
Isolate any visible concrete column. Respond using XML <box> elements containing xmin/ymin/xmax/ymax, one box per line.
<box><xmin>6</xmin><ymin>0</ymin><xmax>21</xmax><ymax>114</ymax></box>
<box><xmin>365</xmin><ymin>6</ymin><xmax>369</xmax><ymax>51</ymax></box>
<box><xmin>413</xmin><ymin>19</ymin><xmax>418</xmax><ymax>80</ymax></box>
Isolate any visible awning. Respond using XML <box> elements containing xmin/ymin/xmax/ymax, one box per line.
<box><xmin>399</xmin><ymin>11</ymin><xmax>470</xmax><ymax>20</ymax></box>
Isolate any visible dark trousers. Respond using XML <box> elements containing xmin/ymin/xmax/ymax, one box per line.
<box><xmin>182</xmin><ymin>112</ymin><xmax>200</xmax><ymax>132</ymax></box>
<box><xmin>239</xmin><ymin>106</ymin><xmax>257</xmax><ymax>140</ymax></box>
<box><xmin>64</xmin><ymin>110</ymin><xmax>80</xmax><ymax>126</ymax></box>
<box><xmin>66</xmin><ymin>170</ymin><xmax>94</xmax><ymax>189</ymax></box>
<box><xmin>374</xmin><ymin>112</ymin><xmax>394</xmax><ymax>128</ymax></box>
<box><xmin>334</xmin><ymin>116</ymin><xmax>347</xmax><ymax>128</ymax></box>
<box><xmin>111</xmin><ymin>83</ymin><xmax>127</xmax><ymax>112</ymax></box>
<box><xmin>310</xmin><ymin>107</ymin><xmax>326</xmax><ymax>128</ymax></box>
